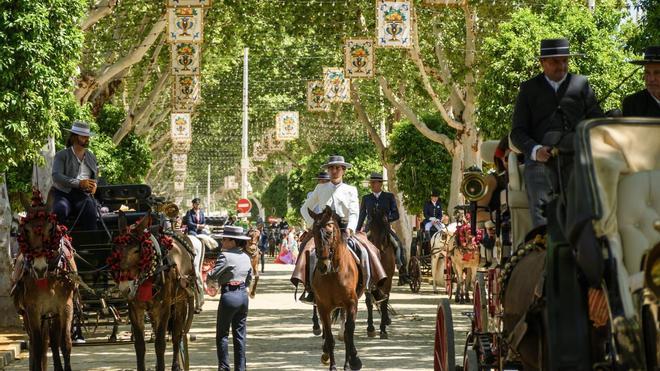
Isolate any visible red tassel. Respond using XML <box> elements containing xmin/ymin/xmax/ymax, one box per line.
<box><xmin>137</xmin><ymin>279</ymin><xmax>153</xmax><ymax>302</ymax></box>
<box><xmin>35</xmin><ymin>278</ymin><xmax>49</xmax><ymax>290</ymax></box>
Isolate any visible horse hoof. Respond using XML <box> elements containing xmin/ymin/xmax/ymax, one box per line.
<box><xmin>386</xmin><ymin>318</ymin><xmax>391</xmax><ymax>326</ymax></box>
<box><xmin>380</xmin><ymin>331</ymin><xmax>388</xmax><ymax>339</ymax></box>
<box><xmin>321</xmin><ymin>353</ymin><xmax>330</xmax><ymax>365</ymax></box>
<box><xmin>337</xmin><ymin>333</ymin><xmax>344</xmax><ymax>342</ymax></box>
<box><xmin>349</xmin><ymin>356</ymin><xmax>362</xmax><ymax>370</ymax></box>
<box><xmin>367</xmin><ymin>329</ymin><xmax>377</xmax><ymax>338</ymax></box>
<box><xmin>313</xmin><ymin>327</ymin><xmax>322</xmax><ymax>336</ymax></box>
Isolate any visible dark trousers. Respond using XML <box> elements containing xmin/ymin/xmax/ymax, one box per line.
<box><xmin>51</xmin><ymin>188</ymin><xmax>97</xmax><ymax>230</ymax></box>
<box><xmin>259</xmin><ymin>249</ymin><xmax>266</xmax><ymax>272</ymax></box>
<box><xmin>216</xmin><ymin>287</ymin><xmax>248</xmax><ymax>371</ymax></box>
<box><xmin>524</xmin><ymin>160</ymin><xmax>558</xmax><ymax>228</ymax></box>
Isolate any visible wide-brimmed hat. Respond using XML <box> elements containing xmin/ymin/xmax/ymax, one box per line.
<box><xmin>321</xmin><ymin>155</ymin><xmax>353</xmax><ymax>169</ymax></box>
<box><xmin>538</xmin><ymin>38</ymin><xmax>582</xmax><ymax>59</ymax></box>
<box><xmin>368</xmin><ymin>172</ymin><xmax>387</xmax><ymax>182</ymax></box>
<box><xmin>629</xmin><ymin>46</ymin><xmax>660</xmax><ymax>65</ymax></box>
<box><xmin>314</xmin><ymin>171</ymin><xmax>330</xmax><ymax>180</ymax></box>
<box><xmin>216</xmin><ymin>225</ymin><xmax>251</xmax><ymax>240</ymax></box>
<box><xmin>64</xmin><ymin>120</ymin><xmax>94</xmax><ymax>137</ymax></box>
<box><xmin>431</xmin><ymin>188</ymin><xmax>440</xmax><ymax>197</ymax></box>
<box><xmin>485</xmin><ymin>220</ymin><xmax>495</xmax><ymax>229</ymax></box>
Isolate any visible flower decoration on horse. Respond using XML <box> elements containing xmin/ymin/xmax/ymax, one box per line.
<box><xmin>18</xmin><ymin>190</ymin><xmax>70</xmax><ymax>263</ymax></box>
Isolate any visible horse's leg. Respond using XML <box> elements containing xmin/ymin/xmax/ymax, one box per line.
<box><xmin>153</xmin><ymin>306</ymin><xmax>170</xmax><ymax>371</ymax></box>
<box><xmin>379</xmin><ymin>299</ymin><xmax>389</xmax><ymax>339</ymax></box>
<box><xmin>344</xmin><ymin>302</ymin><xmax>362</xmax><ymax>370</ymax></box>
<box><xmin>319</xmin><ymin>306</ymin><xmax>336</xmax><ymax>370</ymax></box>
<box><xmin>365</xmin><ymin>294</ymin><xmax>376</xmax><ymax>337</ymax></box>
<box><xmin>170</xmin><ymin>302</ymin><xmax>186</xmax><ymax>371</ymax></box>
<box><xmin>338</xmin><ymin>309</ymin><xmax>345</xmax><ymax>342</ymax></box>
<box><xmin>60</xmin><ymin>295</ymin><xmax>74</xmax><ymax>371</ymax></box>
<box><xmin>49</xmin><ymin>315</ymin><xmax>64</xmax><ymax>371</ymax></box>
<box><xmin>38</xmin><ymin>317</ymin><xmax>49</xmax><ymax>371</ymax></box>
<box><xmin>454</xmin><ymin>264</ymin><xmax>462</xmax><ymax>303</ymax></box>
<box><xmin>312</xmin><ymin>306</ymin><xmax>321</xmax><ymax>336</ymax></box>
<box><xmin>128</xmin><ymin>303</ymin><xmax>147</xmax><ymax>371</ymax></box>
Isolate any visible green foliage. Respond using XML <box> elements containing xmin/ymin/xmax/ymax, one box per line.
<box><xmin>262</xmin><ymin>174</ymin><xmax>289</xmax><ymax>218</ymax></box>
<box><xmin>477</xmin><ymin>0</ymin><xmax>640</xmax><ymax>140</ymax></box>
<box><xmin>629</xmin><ymin>0</ymin><xmax>660</xmax><ymax>52</ymax></box>
<box><xmin>389</xmin><ymin>116</ymin><xmax>452</xmax><ymax>215</ymax></box>
<box><xmin>0</xmin><ymin>0</ymin><xmax>86</xmax><ymax>172</ymax></box>
<box><xmin>287</xmin><ymin>141</ymin><xmax>381</xmax><ymax>212</ymax></box>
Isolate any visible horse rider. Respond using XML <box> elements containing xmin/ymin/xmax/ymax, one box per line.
<box><xmin>185</xmin><ymin>198</ymin><xmax>208</xmax><ymax>236</ymax></box>
<box><xmin>292</xmin><ymin>155</ymin><xmax>389</xmax><ymax>305</ymax></box>
<box><xmin>510</xmin><ymin>38</ymin><xmax>603</xmax><ymax>227</ymax></box>
<box><xmin>422</xmin><ymin>189</ymin><xmax>444</xmax><ymax>242</ymax></box>
<box><xmin>622</xmin><ymin>45</ymin><xmax>660</xmax><ymax>117</ymax></box>
<box><xmin>184</xmin><ymin>198</ymin><xmax>214</xmax><ymax>313</ymax></box>
<box><xmin>207</xmin><ymin>225</ymin><xmax>253</xmax><ymax>371</ymax></box>
<box><xmin>356</xmin><ymin>172</ymin><xmax>409</xmax><ymax>284</ymax></box>
<box><xmin>51</xmin><ymin>120</ymin><xmax>99</xmax><ymax>231</ymax></box>
<box><xmin>480</xmin><ymin>220</ymin><xmax>497</xmax><ymax>268</ymax></box>
<box><xmin>257</xmin><ymin>222</ymin><xmax>268</xmax><ymax>273</ymax></box>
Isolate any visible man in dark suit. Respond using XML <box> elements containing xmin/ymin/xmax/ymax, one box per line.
<box><xmin>185</xmin><ymin>198</ymin><xmax>207</xmax><ymax>235</ymax></box>
<box><xmin>422</xmin><ymin>189</ymin><xmax>443</xmax><ymax>239</ymax></box>
<box><xmin>510</xmin><ymin>38</ymin><xmax>603</xmax><ymax>227</ymax></box>
<box><xmin>623</xmin><ymin>46</ymin><xmax>660</xmax><ymax>117</ymax></box>
<box><xmin>357</xmin><ymin>172</ymin><xmax>408</xmax><ymax>284</ymax></box>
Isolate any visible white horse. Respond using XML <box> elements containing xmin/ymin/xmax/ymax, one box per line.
<box><xmin>430</xmin><ymin>223</ymin><xmax>458</xmax><ymax>294</ymax></box>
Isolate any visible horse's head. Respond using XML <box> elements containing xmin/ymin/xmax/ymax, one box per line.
<box><xmin>18</xmin><ymin>190</ymin><xmax>62</xmax><ymax>276</ymax></box>
<box><xmin>247</xmin><ymin>228</ymin><xmax>260</xmax><ymax>246</ymax></box>
<box><xmin>108</xmin><ymin>212</ymin><xmax>155</xmax><ymax>295</ymax></box>
<box><xmin>367</xmin><ymin>207</ymin><xmax>390</xmax><ymax>247</ymax></box>
<box><xmin>308</xmin><ymin>205</ymin><xmax>342</xmax><ymax>275</ymax></box>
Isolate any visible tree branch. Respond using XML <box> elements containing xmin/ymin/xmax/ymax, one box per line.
<box><xmin>410</xmin><ymin>9</ymin><xmax>464</xmax><ymax>131</ymax></box>
<box><xmin>378</xmin><ymin>76</ymin><xmax>455</xmax><ymax>153</ymax></box>
<box><xmin>75</xmin><ymin>14</ymin><xmax>167</xmax><ymax>104</ymax></box>
<box><xmin>461</xmin><ymin>1</ymin><xmax>478</xmax><ymax>127</ymax></box>
<box><xmin>81</xmin><ymin>0</ymin><xmax>117</xmax><ymax>31</ymax></box>
<box><xmin>350</xmin><ymin>83</ymin><xmax>386</xmax><ymax>158</ymax></box>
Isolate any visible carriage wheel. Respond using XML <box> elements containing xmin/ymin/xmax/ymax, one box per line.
<box><xmin>409</xmin><ymin>256</ymin><xmax>421</xmax><ymax>293</ymax></box>
<box><xmin>463</xmin><ymin>348</ymin><xmax>479</xmax><ymax>371</ymax></box>
<box><xmin>445</xmin><ymin>257</ymin><xmax>454</xmax><ymax>300</ymax></box>
<box><xmin>434</xmin><ymin>298</ymin><xmax>455</xmax><ymax>371</ymax></box>
<box><xmin>177</xmin><ymin>334</ymin><xmax>190</xmax><ymax>371</ymax></box>
<box><xmin>474</xmin><ymin>273</ymin><xmax>489</xmax><ymax>333</ymax></box>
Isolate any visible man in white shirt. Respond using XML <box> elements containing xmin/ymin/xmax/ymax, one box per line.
<box><xmin>291</xmin><ymin>155</ymin><xmax>388</xmax><ymax>305</ymax></box>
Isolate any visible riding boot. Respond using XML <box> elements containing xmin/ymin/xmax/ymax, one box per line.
<box><xmin>398</xmin><ymin>265</ymin><xmax>411</xmax><ymax>286</ymax></box>
<box><xmin>371</xmin><ymin>287</ymin><xmax>388</xmax><ymax>304</ymax></box>
<box><xmin>299</xmin><ymin>249</ymin><xmax>316</xmax><ymax>305</ymax></box>
<box><xmin>479</xmin><ymin>243</ymin><xmax>488</xmax><ymax>268</ymax></box>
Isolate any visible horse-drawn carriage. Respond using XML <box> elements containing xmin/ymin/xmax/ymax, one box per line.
<box><xmin>434</xmin><ymin>117</ymin><xmax>659</xmax><ymax>370</ymax></box>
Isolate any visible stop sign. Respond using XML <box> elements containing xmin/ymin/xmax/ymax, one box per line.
<box><xmin>236</xmin><ymin>198</ymin><xmax>252</xmax><ymax>213</ymax></box>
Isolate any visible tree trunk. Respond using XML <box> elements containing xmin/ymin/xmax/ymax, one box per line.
<box><xmin>81</xmin><ymin>0</ymin><xmax>117</xmax><ymax>31</ymax></box>
<box><xmin>448</xmin><ymin>142</ymin><xmax>464</xmax><ymax>217</ymax></box>
<box><xmin>384</xmin><ymin>163</ymin><xmax>412</xmax><ymax>260</ymax></box>
<box><xmin>0</xmin><ymin>174</ymin><xmax>21</xmax><ymax>327</ymax></box>
<box><xmin>32</xmin><ymin>137</ymin><xmax>55</xmax><ymax>200</ymax></box>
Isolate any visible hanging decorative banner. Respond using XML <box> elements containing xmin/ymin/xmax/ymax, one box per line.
<box><xmin>344</xmin><ymin>38</ymin><xmax>375</xmax><ymax>78</ymax></box>
<box><xmin>307</xmin><ymin>80</ymin><xmax>330</xmax><ymax>112</ymax></box>
<box><xmin>167</xmin><ymin>7</ymin><xmax>203</xmax><ymax>43</ymax></box>
<box><xmin>377</xmin><ymin>1</ymin><xmax>412</xmax><ymax>48</ymax></box>
<box><xmin>174</xmin><ymin>181</ymin><xmax>185</xmax><ymax>192</ymax></box>
<box><xmin>172</xmin><ymin>140</ymin><xmax>191</xmax><ymax>152</ymax></box>
<box><xmin>252</xmin><ymin>142</ymin><xmax>267</xmax><ymax>161</ymax></box>
<box><xmin>172</xmin><ymin>75</ymin><xmax>200</xmax><ymax>105</ymax></box>
<box><xmin>172</xmin><ymin>99</ymin><xmax>195</xmax><ymax>113</ymax></box>
<box><xmin>275</xmin><ymin>111</ymin><xmax>299</xmax><ymax>141</ymax></box>
<box><xmin>323</xmin><ymin>67</ymin><xmax>350</xmax><ymax>103</ymax></box>
<box><xmin>171</xmin><ymin>43</ymin><xmax>201</xmax><ymax>75</ymax></box>
<box><xmin>266</xmin><ymin>130</ymin><xmax>285</xmax><ymax>151</ymax></box>
<box><xmin>170</xmin><ymin>113</ymin><xmax>192</xmax><ymax>142</ymax></box>
<box><xmin>224</xmin><ymin>175</ymin><xmax>238</xmax><ymax>190</ymax></box>
<box><xmin>167</xmin><ymin>0</ymin><xmax>211</xmax><ymax>7</ymax></box>
<box><xmin>172</xmin><ymin>153</ymin><xmax>188</xmax><ymax>172</ymax></box>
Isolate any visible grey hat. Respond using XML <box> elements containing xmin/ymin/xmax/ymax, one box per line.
<box><xmin>321</xmin><ymin>155</ymin><xmax>353</xmax><ymax>169</ymax></box>
<box><xmin>64</xmin><ymin>120</ymin><xmax>94</xmax><ymax>137</ymax></box>
<box><xmin>368</xmin><ymin>172</ymin><xmax>386</xmax><ymax>182</ymax></box>
<box><xmin>216</xmin><ymin>225</ymin><xmax>251</xmax><ymax>240</ymax></box>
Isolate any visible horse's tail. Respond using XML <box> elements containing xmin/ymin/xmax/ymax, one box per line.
<box><xmin>331</xmin><ymin>308</ymin><xmax>341</xmax><ymax>324</ymax></box>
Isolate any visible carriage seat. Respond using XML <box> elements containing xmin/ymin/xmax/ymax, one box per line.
<box><xmin>507</xmin><ymin>151</ymin><xmax>533</xmax><ymax>249</ymax></box>
<box><xmin>587</xmin><ymin>122</ymin><xmax>660</xmax><ymax>317</ymax></box>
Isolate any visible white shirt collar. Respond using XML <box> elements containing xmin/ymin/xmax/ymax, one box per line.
<box><xmin>373</xmin><ymin>192</ymin><xmax>382</xmax><ymax>198</ymax></box>
<box><xmin>544</xmin><ymin>74</ymin><xmax>567</xmax><ymax>92</ymax></box>
<box><xmin>650</xmin><ymin>89</ymin><xmax>660</xmax><ymax>107</ymax></box>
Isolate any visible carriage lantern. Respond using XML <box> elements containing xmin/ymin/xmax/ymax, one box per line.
<box><xmin>460</xmin><ymin>166</ymin><xmax>488</xmax><ymax>202</ymax></box>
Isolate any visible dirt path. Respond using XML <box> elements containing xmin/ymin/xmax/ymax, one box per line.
<box><xmin>6</xmin><ymin>261</ymin><xmax>471</xmax><ymax>370</ymax></box>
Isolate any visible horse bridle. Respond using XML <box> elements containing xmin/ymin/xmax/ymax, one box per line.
<box><xmin>314</xmin><ymin>220</ymin><xmax>338</xmax><ymax>272</ymax></box>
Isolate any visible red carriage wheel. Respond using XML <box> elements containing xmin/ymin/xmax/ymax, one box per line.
<box><xmin>445</xmin><ymin>256</ymin><xmax>453</xmax><ymax>300</ymax></box>
<box><xmin>474</xmin><ymin>273</ymin><xmax>489</xmax><ymax>333</ymax></box>
<box><xmin>409</xmin><ymin>256</ymin><xmax>421</xmax><ymax>293</ymax></box>
<box><xmin>434</xmin><ymin>298</ymin><xmax>455</xmax><ymax>371</ymax></box>
<box><xmin>463</xmin><ymin>348</ymin><xmax>479</xmax><ymax>371</ymax></box>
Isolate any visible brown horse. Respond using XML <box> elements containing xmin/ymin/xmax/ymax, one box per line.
<box><xmin>309</xmin><ymin>206</ymin><xmax>363</xmax><ymax>371</ymax></box>
<box><xmin>11</xmin><ymin>191</ymin><xmax>77</xmax><ymax>371</ymax></box>
<box><xmin>365</xmin><ymin>207</ymin><xmax>396</xmax><ymax>339</ymax></box>
<box><xmin>246</xmin><ymin>228</ymin><xmax>261</xmax><ymax>298</ymax></box>
<box><xmin>450</xmin><ymin>222</ymin><xmax>480</xmax><ymax>303</ymax></box>
<box><xmin>109</xmin><ymin>212</ymin><xmax>195</xmax><ymax>371</ymax></box>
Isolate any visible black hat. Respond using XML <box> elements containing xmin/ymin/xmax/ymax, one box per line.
<box><xmin>368</xmin><ymin>172</ymin><xmax>386</xmax><ymax>182</ymax></box>
<box><xmin>321</xmin><ymin>155</ymin><xmax>353</xmax><ymax>169</ymax></box>
<box><xmin>539</xmin><ymin>38</ymin><xmax>581</xmax><ymax>59</ymax></box>
<box><xmin>216</xmin><ymin>225</ymin><xmax>251</xmax><ymax>240</ymax></box>
<box><xmin>192</xmin><ymin>198</ymin><xmax>201</xmax><ymax>204</ymax></box>
<box><xmin>314</xmin><ymin>171</ymin><xmax>331</xmax><ymax>180</ymax></box>
<box><xmin>629</xmin><ymin>46</ymin><xmax>660</xmax><ymax>65</ymax></box>
<box><xmin>431</xmin><ymin>189</ymin><xmax>440</xmax><ymax>197</ymax></box>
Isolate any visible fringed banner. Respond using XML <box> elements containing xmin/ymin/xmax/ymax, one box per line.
<box><xmin>307</xmin><ymin>80</ymin><xmax>330</xmax><ymax>112</ymax></box>
<box><xmin>252</xmin><ymin>142</ymin><xmax>267</xmax><ymax>161</ymax></box>
<box><xmin>323</xmin><ymin>67</ymin><xmax>350</xmax><ymax>103</ymax></box>
<box><xmin>171</xmin><ymin>43</ymin><xmax>201</xmax><ymax>75</ymax></box>
<box><xmin>172</xmin><ymin>153</ymin><xmax>188</xmax><ymax>172</ymax></box>
<box><xmin>174</xmin><ymin>181</ymin><xmax>185</xmax><ymax>192</ymax></box>
<box><xmin>172</xmin><ymin>75</ymin><xmax>200</xmax><ymax>109</ymax></box>
<box><xmin>167</xmin><ymin>7</ymin><xmax>203</xmax><ymax>43</ymax></box>
<box><xmin>275</xmin><ymin>111</ymin><xmax>299</xmax><ymax>141</ymax></box>
<box><xmin>224</xmin><ymin>176</ymin><xmax>238</xmax><ymax>190</ymax></box>
<box><xmin>170</xmin><ymin>113</ymin><xmax>192</xmax><ymax>143</ymax></box>
<box><xmin>345</xmin><ymin>38</ymin><xmax>374</xmax><ymax>78</ymax></box>
<box><xmin>377</xmin><ymin>1</ymin><xmax>412</xmax><ymax>48</ymax></box>
<box><xmin>172</xmin><ymin>140</ymin><xmax>191</xmax><ymax>153</ymax></box>
<box><xmin>166</xmin><ymin>0</ymin><xmax>211</xmax><ymax>7</ymax></box>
